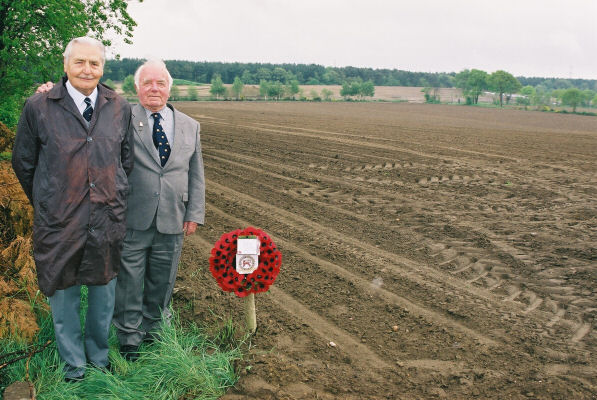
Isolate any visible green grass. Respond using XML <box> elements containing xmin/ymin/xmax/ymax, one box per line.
<box><xmin>0</xmin><ymin>290</ymin><xmax>243</xmax><ymax>399</ymax></box>
<box><xmin>0</xmin><ymin>151</ymin><xmax>11</xmax><ymax>161</ymax></box>
<box><xmin>172</xmin><ymin>79</ymin><xmax>205</xmax><ymax>86</ymax></box>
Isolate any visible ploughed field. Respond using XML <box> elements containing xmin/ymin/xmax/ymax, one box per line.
<box><xmin>173</xmin><ymin>102</ymin><xmax>596</xmax><ymax>399</ymax></box>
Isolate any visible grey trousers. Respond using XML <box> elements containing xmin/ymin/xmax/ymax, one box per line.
<box><xmin>113</xmin><ymin>225</ymin><xmax>183</xmax><ymax>347</ymax></box>
<box><xmin>48</xmin><ymin>279</ymin><xmax>116</xmax><ymax>378</ymax></box>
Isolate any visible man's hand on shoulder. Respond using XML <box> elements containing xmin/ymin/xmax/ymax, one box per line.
<box><xmin>183</xmin><ymin>221</ymin><xmax>198</xmax><ymax>236</ymax></box>
<box><xmin>36</xmin><ymin>81</ymin><xmax>54</xmax><ymax>94</ymax></box>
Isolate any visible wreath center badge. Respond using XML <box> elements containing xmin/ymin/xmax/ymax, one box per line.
<box><xmin>209</xmin><ymin>227</ymin><xmax>282</xmax><ymax>333</ymax></box>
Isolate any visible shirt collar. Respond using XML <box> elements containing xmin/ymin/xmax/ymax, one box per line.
<box><xmin>66</xmin><ymin>80</ymin><xmax>98</xmax><ymax>108</ymax></box>
<box><xmin>145</xmin><ymin>106</ymin><xmax>168</xmax><ymax>118</ymax></box>
<box><xmin>144</xmin><ymin>105</ymin><xmax>173</xmax><ymax>122</ymax></box>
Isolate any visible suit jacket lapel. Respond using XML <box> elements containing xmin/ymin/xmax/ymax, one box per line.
<box><xmin>50</xmin><ymin>78</ymin><xmax>88</xmax><ymax>130</ymax></box>
<box><xmin>132</xmin><ymin>104</ymin><xmax>160</xmax><ymax>166</ymax></box>
<box><xmin>167</xmin><ymin>104</ymin><xmax>185</xmax><ymax>169</ymax></box>
<box><xmin>90</xmin><ymin>86</ymin><xmax>110</xmax><ymax>130</ymax></box>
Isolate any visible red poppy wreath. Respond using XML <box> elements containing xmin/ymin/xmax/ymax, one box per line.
<box><xmin>209</xmin><ymin>227</ymin><xmax>282</xmax><ymax>297</ymax></box>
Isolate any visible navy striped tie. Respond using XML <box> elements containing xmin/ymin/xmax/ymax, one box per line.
<box><xmin>83</xmin><ymin>97</ymin><xmax>93</xmax><ymax>122</ymax></box>
<box><xmin>152</xmin><ymin>112</ymin><xmax>170</xmax><ymax>166</ymax></box>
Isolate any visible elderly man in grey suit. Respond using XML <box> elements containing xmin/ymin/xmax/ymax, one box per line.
<box><xmin>113</xmin><ymin>59</ymin><xmax>205</xmax><ymax>360</ymax></box>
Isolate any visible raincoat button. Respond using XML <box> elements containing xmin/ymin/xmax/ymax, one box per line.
<box><xmin>90</xmin><ymin>182</ymin><xmax>95</xmax><ymax>188</ymax></box>
<box><xmin>86</xmin><ymin>136</ymin><xmax>93</xmax><ymax>142</ymax></box>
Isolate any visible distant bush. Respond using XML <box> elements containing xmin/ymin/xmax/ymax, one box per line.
<box><xmin>103</xmin><ymin>79</ymin><xmax>116</xmax><ymax>89</ymax></box>
<box><xmin>122</xmin><ymin>75</ymin><xmax>136</xmax><ymax>95</ymax></box>
<box><xmin>187</xmin><ymin>86</ymin><xmax>199</xmax><ymax>101</ymax></box>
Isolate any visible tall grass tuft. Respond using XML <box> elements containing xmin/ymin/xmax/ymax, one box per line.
<box><xmin>1</xmin><ymin>291</ymin><xmax>243</xmax><ymax>399</ymax></box>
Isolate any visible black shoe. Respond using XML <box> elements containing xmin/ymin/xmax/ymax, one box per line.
<box><xmin>64</xmin><ymin>374</ymin><xmax>85</xmax><ymax>383</ymax></box>
<box><xmin>119</xmin><ymin>344</ymin><xmax>140</xmax><ymax>361</ymax></box>
<box><xmin>92</xmin><ymin>362</ymin><xmax>112</xmax><ymax>373</ymax></box>
<box><xmin>143</xmin><ymin>333</ymin><xmax>157</xmax><ymax>344</ymax></box>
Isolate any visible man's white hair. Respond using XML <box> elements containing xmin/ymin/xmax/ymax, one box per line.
<box><xmin>134</xmin><ymin>59</ymin><xmax>173</xmax><ymax>90</ymax></box>
<box><xmin>63</xmin><ymin>37</ymin><xmax>106</xmax><ymax>64</ymax></box>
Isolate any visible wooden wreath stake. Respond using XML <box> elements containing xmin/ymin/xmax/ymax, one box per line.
<box><xmin>245</xmin><ymin>293</ymin><xmax>257</xmax><ymax>333</ymax></box>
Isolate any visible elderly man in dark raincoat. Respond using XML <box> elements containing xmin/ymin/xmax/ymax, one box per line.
<box><xmin>12</xmin><ymin>36</ymin><xmax>134</xmax><ymax>381</ymax></box>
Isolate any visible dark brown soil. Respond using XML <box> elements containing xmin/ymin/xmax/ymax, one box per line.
<box><xmin>172</xmin><ymin>102</ymin><xmax>596</xmax><ymax>399</ymax></box>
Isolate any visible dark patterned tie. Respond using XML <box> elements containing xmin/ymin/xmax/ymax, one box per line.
<box><xmin>83</xmin><ymin>97</ymin><xmax>93</xmax><ymax>122</ymax></box>
<box><xmin>152</xmin><ymin>112</ymin><xmax>171</xmax><ymax>167</ymax></box>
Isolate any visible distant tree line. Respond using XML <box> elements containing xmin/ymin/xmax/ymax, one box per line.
<box><xmin>105</xmin><ymin>59</ymin><xmax>597</xmax><ymax>110</ymax></box>
<box><xmin>104</xmin><ymin>59</ymin><xmax>597</xmax><ymax>91</ymax></box>
<box><xmin>103</xmin><ymin>59</ymin><xmax>458</xmax><ymax>87</ymax></box>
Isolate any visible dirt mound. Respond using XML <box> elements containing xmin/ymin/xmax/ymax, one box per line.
<box><xmin>0</xmin><ymin>121</ymin><xmax>15</xmax><ymax>153</ymax></box>
<box><xmin>0</xmin><ymin>298</ymin><xmax>38</xmax><ymax>343</ymax></box>
<box><xmin>0</xmin><ymin>160</ymin><xmax>38</xmax><ymax>343</ymax></box>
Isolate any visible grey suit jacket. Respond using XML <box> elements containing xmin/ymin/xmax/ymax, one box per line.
<box><xmin>127</xmin><ymin>103</ymin><xmax>205</xmax><ymax>234</ymax></box>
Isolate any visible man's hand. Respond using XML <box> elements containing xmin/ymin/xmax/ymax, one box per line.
<box><xmin>183</xmin><ymin>221</ymin><xmax>198</xmax><ymax>236</ymax></box>
<box><xmin>36</xmin><ymin>81</ymin><xmax>54</xmax><ymax>93</ymax></box>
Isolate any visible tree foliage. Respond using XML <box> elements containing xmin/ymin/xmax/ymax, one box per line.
<box><xmin>0</xmin><ymin>0</ymin><xmax>140</xmax><ymax>127</ymax></box>
<box><xmin>321</xmin><ymin>88</ymin><xmax>333</xmax><ymax>101</ymax></box>
<box><xmin>266</xmin><ymin>81</ymin><xmax>285</xmax><ymax>100</ymax></box>
<box><xmin>122</xmin><ymin>74</ymin><xmax>136</xmax><ymax>95</ymax></box>
<box><xmin>517</xmin><ymin>85</ymin><xmax>535</xmax><ymax>106</ymax></box>
<box><xmin>209</xmin><ymin>74</ymin><xmax>226</xmax><ymax>99</ymax></box>
<box><xmin>103</xmin><ymin>59</ymin><xmax>597</xmax><ymax>103</ymax></box>
<box><xmin>422</xmin><ymin>87</ymin><xmax>440</xmax><ymax>103</ymax></box>
<box><xmin>340</xmin><ymin>79</ymin><xmax>361</xmax><ymax>98</ymax></box>
<box><xmin>455</xmin><ymin>69</ymin><xmax>488</xmax><ymax>104</ymax></box>
<box><xmin>187</xmin><ymin>85</ymin><xmax>198</xmax><ymax>101</ymax></box>
<box><xmin>582</xmin><ymin>90</ymin><xmax>595</xmax><ymax>107</ymax></box>
<box><xmin>340</xmin><ymin>79</ymin><xmax>374</xmax><ymax>99</ymax></box>
<box><xmin>231</xmin><ymin>76</ymin><xmax>244</xmax><ymax>99</ymax></box>
<box><xmin>259</xmin><ymin>79</ymin><xmax>269</xmax><ymax>100</ymax></box>
<box><xmin>561</xmin><ymin>88</ymin><xmax>583</xmax><ymax>112</ymax></box>
<box><xmin>286</xmin><ymin>80</ymin><xmax>299</xmax><ymax>99</ymax></box>
<box><xmin>170</xmin><ymin>85</ymin><xmax>180</xmax><ymax>101</ymax></box>
<box><xmin>360</xmin><ymin>80</ymin><xmax>375</xmax><ymax>98</ymax></box>
<box><xmin>488</xmin><ymin>70</ymin><xmax>522</xmax><ymax>107</ymax></box>
<box><xmin>103</xmin><ymin>78</ymin><xmax>116</xmax><ymax>89</ymax></box>
<box><xmin>104</xmin><ymin>59</ymin><xmax>466</xmax><ymax>88</ymax></box>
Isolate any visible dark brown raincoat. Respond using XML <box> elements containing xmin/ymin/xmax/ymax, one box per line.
<box><xmin>12</xmin><ymin>77</ymin><xmax>134</xmax><ymax>296</ymax></box>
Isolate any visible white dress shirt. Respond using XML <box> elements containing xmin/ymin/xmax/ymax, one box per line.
<box><xmin>145</xmin><ymin>106</ymin><xmax>174</xmax><ymax>148</ymax></box>
<box><xmin>66</xmin><ymin>80</ymin><xmax>98</xmax><ymax>117</ymax></box>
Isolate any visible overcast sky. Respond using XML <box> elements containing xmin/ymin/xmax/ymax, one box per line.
<box><xmin>110</xmin><ymin>0</ymin><xmax>597</xmax><ymax>80</ymax></box>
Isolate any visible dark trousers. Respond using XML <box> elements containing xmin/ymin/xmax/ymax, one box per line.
<box><xmin>49</xmin><ymin>279</ymin><xmax>115</xmax><ymax>378</ymax></box>
<box><xmin>113</xmin><ymin>224</ymin><xmax>183</xmax><ymax>347</ymax></box>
